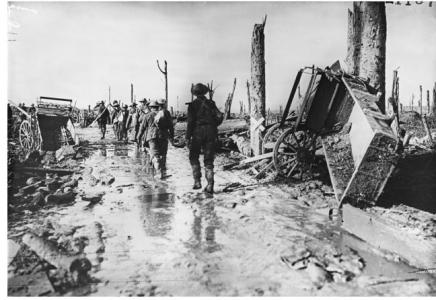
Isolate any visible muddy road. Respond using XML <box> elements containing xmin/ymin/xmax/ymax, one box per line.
<box><xmin>8</xmin><ymin>127</ymin><xmax>436</xmax><ymax>296</ymax></box>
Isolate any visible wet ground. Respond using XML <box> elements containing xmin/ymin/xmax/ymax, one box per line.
<box><xmin>8</xmin><ymin>127</ymin><xmax>436</xmax><ymax>296</ymax></box>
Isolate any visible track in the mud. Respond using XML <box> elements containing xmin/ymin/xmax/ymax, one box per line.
<box><xmin>8</xmin><ymin>127</ymin><xmax>436</xmax><ymax>296</ymax></box>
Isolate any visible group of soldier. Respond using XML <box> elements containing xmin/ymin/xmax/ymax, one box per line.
<box><xmin>94</xmin><ymin>83</ymin><xmax>223</xmax><ymax>194</ymax></box>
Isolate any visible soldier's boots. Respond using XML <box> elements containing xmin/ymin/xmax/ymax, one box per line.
<box><xmin>192</xmin><ymin>164</ymin><xmax>202</xmax><ymax>189</ymax></box>
<box><xmin>204</xmin><ymin>168</ymin><xmax>214</xmax><ymax>194</ymax></box>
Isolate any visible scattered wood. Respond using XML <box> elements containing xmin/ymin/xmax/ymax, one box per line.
<box><xmin>22</xmin><ymin>233</ymin><xmax>92</xmax><ymax>281</ymax></box>
<box><xmin>45</xmin><ymin>192</ymin><xmax>75</xmax><ymax>204</ymax></box>
<box><xmin>421</xmin><ymin>115</ymin><xmax>434</xmax><ymax>145</ymax></box>
<box><xmin>254</xmin><ymin>160</ymin><xmax>274</xmax><ymax>179</ymax></box>
<box><xmin>21</xmin><ymin>167</ymin><xmax>76</xmax><ymax>175</ymax></box>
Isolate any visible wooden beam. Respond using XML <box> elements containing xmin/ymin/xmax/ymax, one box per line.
<box><xmin>342</xmin><ymin>204</ymin><xmax>436</xmax><ymax>269</ymax></box>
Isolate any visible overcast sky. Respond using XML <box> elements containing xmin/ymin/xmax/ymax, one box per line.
<box><xmin>8</xmin><ymin>1</ymin><xmax>436</xmax><ymax>112</ymax></box>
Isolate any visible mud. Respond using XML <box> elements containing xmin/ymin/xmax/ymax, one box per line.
<box><xmin>8</xmin><ymin>127</ymin><xmax>436</xmax><ymax>296</ymax></box>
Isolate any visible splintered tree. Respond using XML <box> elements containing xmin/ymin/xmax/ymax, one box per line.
<box><xmin>433</xmin><ymin>82</ymin><xmax>436</xmax><ymax>115</ymax></box>
<box><xmin>346</xmin><ymin>2</ymin><xmax>386</xmax><ymax>112</ymax></box>
<box><xmin>130</xmin><ymin>83</ymin><xmax>133</xmax><ymax>104</ymax></box>
<box><xmin>224</xmin><ymin>78</ymin><xmax>237</xmax><ymax>120</ymax></box>
<box><xmin>250</xmin><ymin>16</ymin><xmax>267</xmax><ymax>156</ymax></box>
<box><xmin>157</xmin><ymin>59</ymin><xmax>168</xmax><ymax>109</ymax></box>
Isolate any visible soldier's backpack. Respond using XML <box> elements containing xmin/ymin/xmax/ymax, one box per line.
<box><xmin>197</xmin><ymin>100</ymin><xmax>224</xmax><ymax>127</ymax></box>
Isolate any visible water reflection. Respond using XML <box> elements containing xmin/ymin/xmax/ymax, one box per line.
<box><xmin>189</xmin><ymin>199</ymin><xmax>221</xmax><ymax>253</ymax></box>
<box><xmin>138</xmin><ymin>192</ymin><xmax>175</xmax><ymax>237</ymax></box>
<box><xmin>113</xmin><ymin>143</ymin><xmax>129</xmax><ymax>157</ymax></box>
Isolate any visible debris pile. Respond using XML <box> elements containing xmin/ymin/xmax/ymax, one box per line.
<box><xmin>8</xmin><ymin>145</ymin><xmax>86</xmax><ymax>215</ymax></box>
<box><xmin>281</xmin><ymin>245</ymin><xmax>365</xmax><ymax>289</ymax></box>
<box><xmin>8</xmin><ymin>217</ymin><xmax>105</xmax><ymax>296</ymax></box>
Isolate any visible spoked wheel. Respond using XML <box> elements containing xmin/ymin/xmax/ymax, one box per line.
<box><xmin>262</xmin><ymin>123</ymin><xmax>286</xmax><ymax>154</ymax></box>
<box><xmin>19</xmin><ymin>120</ymin><xmax>34</xmax><ymax>152</ymax></box>
<box><xmin>273</xmin><ymin>127</ymin><xmax>321</xmax><ymax>180</ymax></box>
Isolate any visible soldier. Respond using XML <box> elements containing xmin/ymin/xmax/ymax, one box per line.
<box><xmin>126</xmin><ymin>102</ymin><xmax>137</xmax><ymax>140</ymax></box>
<box><xmin>156</xmin><ymin>99</ymin><xmax>175</xmax><ymax>176</ymax></box>
<box><xmin>134</xmin><ymin>98</ymin><xmax>149</xmax><ymax>143</ymax></box>
<box><xmin>119</xmin><ymin>104</ymin><xmax>130</xmax><ymax>142</ymax></box>
<box><xmin>96</xmin><ymin>100</ymin><xmax>110</xmax><ymax>139</ymax></box>
<box><xmin>111</xmin><ymin>100</ymin><xmax>121</xmax><ymax>139</ymax></box>
<box><xmin>186</xmin><ymin>83</ymin><xmax>223</xmax><ymax>194</ymax></box>
<box><xmin>138</xmin><ymin>100</ymin><xmax>174</xmax><ymax>179</ymax></box>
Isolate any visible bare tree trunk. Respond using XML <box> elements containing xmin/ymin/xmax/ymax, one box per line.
<box><xmin>157</xmin><ymin>60</ymin><xmax>168</xmax><ymax>109</ymax></box>
<box><xmin>250</xmin><ymin>16</ymin><xmax>267</xmax><ymax>156</ymax></box>
<box><xmin>246</xmin><ymin>80</ymin><xmax>251</xmax><ymax>113</ymax></box>
<box><xmin>427</xmin><ymin>90</ymin><xmax>430</xmax><ymax>115</ymax></box>
<box><xmin>346</xmin><ymin>2</ymin><xmax>386</xmax><ymax>112</ymax></box>
<box><xmin>419</xmin><ymin>85</ymin><xmax>423</xmax><ymax>116</ymax></box>
<box><xmin>130</xmin><ymin>83</ymin><xmax>133</xmax><ymax>104</ymax></box>
<box><xmin>433</xmin><ymin>82</ymin><xmax>436</xmax><ymax>116</ymax></box>
<box><xmin>224</xmin><ymin>78</ymin><xmax>237</xmax><ymax>120</ymax></box>
<box><xmin>207</xmin><ymin>80</ymin><xmax>215</xmax><ymax>101</ymax></box>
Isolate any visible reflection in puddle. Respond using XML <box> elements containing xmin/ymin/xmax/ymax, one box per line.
<box><xmin>139</xmin><ymin>192</ymin><xmax>175</xmax><ymax>237</ymax></box>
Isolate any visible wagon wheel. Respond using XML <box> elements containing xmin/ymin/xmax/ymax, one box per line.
<box><xmin>273</xmin><ymin>127</ymin><xmax>320</xmax><ymax>180</ymax></box>
<box><xmin>19</xmin><ymin>120</ymin><xmax>34</xmax><ymax>152</ymax></box>
<box><xmin>262</xmin><ymin>123</ymin><xmax>286</xmax><ymax>154</ymax></box>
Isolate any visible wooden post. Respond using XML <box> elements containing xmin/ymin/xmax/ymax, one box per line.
<box><xmin>411</xmin><ymin>94</ymin><xmax>415</xmax><ymax>112</ymax></box>
<box><xmin>433</xmin><ymin>82</ymin><xmax>436</xmax><ymax>115</ymax></box>
<box><xmin>427</xmin><ymin>90</ymin><xmax>430</xmax><ymax>115</ymax></box>
<box><xmin>246</xmin><ymin>80</ymin><xmax>251</xmax><ymax>113</ymax></box>
<box><xmin>224</xmin><ymin>78</ymin><xmax>237</xmax><ymax>120</ymax></box>
<box><xmin>346</xmin><ymin>3</ymin><xmax>386</xmax><ymax>113</ymax></box>
<box><xmin>191</xmin><ymin>83</ymin><xmax>194</xmax><ymax>102</ymax></box>
<box><xmin>250</xmin><ymin>16</ymin><xmax>267</xmax><ymax>156</ymax></box>
<box><xmin>157</xmin><ymin>60</ymin><xmax>168</xmax><ymax>109</ymax></box>
<box><xmin>419</xmin><ymin>85</ymin><xmax>423</xmax><ymax>116</ymax></box>
<box><xmin>130</xmin><ymin>83</ymin><xmax>133</xmax><ymax>104</ymax></box>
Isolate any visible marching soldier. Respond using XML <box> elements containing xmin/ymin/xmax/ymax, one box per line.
<box><xmin>127</xmin><ymin>102</ymin><xmax>137</xmax><ymax>140</ymax></box>
<box><xmin>186</xmin><ymin>83</ymin><xmax>223</xmax><ymax>194</ymax></box>
<box><xmin>120</xmin><ymin>104</ymin><xmax>130</xmax><ymax>142</ymax></box>
<box><xmin>156</xmin><ymin>99</ymin><xmax>175</xmax><ymax>177</ymax></box>
<box><xmin>138</xmin><ymin>100</ymin><xmax>174</xmax><ymax>179</ymax></box>
<box><xmin>134</xmin><ymin>98</ymin><xmax>149</xmax><ymax>143</ymax></box>
<box><xmin>96</xmin><ymin>100</ymin><xmax>110</xmax><ymax>139</ymax></box>
<box><xmin>111</xmin><ymin>100</ymin><xmax>121</xmax><ymax>139</ymax></box>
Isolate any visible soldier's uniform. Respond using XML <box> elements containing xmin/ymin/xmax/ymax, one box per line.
<box><xmin>96</xmin><ymin>101</ymin><xmax>110</xmax><ymax>139</ymax></box>
<box><xmin>138</xmin><ymin>100</ymin><xmax>174</xmax><ymax>179</ymax></box>
<box><xmin>120</xmin><ymin>105</ymin><xmax>130</xmax><ymax>141</ymax></box>
<box><xmin>111</xmin><ymin>101</ymin><xmax>121</xmax><ymax>139</ymax></box>
<box><xmin>134</xmin><ymin>99</ymin><xmax>150</xmax><ymax>143</ymax></box>
<box><xmin>186</xmin><ymin>83</ymin><xmax>223</xmax><ymax>193</ymax></box>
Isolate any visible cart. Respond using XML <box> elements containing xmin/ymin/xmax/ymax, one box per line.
<box><xmin>9</xmin><ymin>96</ymin><xmax>78</xmax><ymax>156</ymax></box>
<box><xmin>261</xmin><ymin>62</ymin><xmax>399</xmax><ymax>207</ymax></box>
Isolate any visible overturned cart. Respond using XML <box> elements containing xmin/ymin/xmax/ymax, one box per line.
<box><xmin>11</xmin><ymin>96</ymin><xmax>78</xmax><ymax>155</ymax></box>
<box><xmin>262</xmin><ymin>64</ymin><xmax>399</xmax><ymax>207</ymax></box>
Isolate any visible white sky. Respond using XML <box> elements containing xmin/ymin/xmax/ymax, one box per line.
<box><xmin>7</xmin><ymin>1</ymin><xmax>436</xmax><ymax>112</ymax></box>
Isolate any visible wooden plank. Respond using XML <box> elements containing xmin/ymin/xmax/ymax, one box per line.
<box><xmin>321</xmin><ymin>133</ymin><xmax>355</xmax><ymax>202</ymax></box>
<box><xmin>342</xmin><ymin>204</ymin><xmax>436</xmax><ymax>269</ymax></box>
<box><xmin>239</xmin><ymin>152</ymin><xmax>273</xmax><ymax>165</ymax></box>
